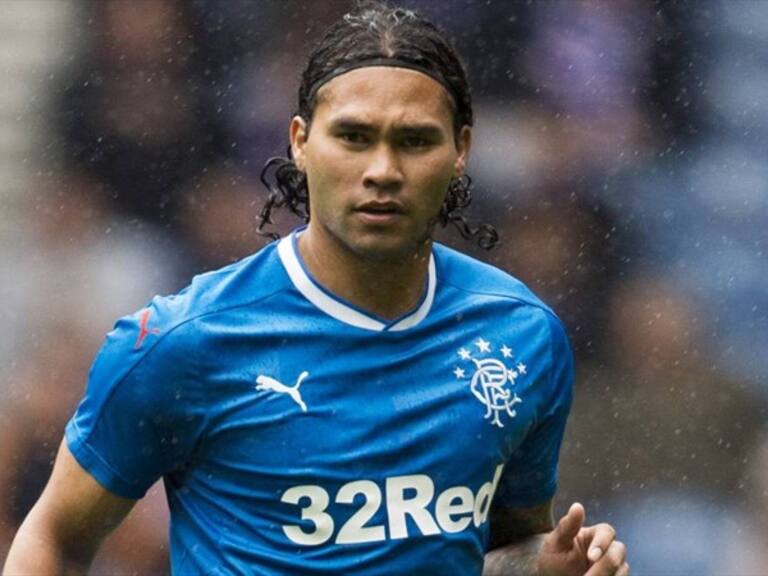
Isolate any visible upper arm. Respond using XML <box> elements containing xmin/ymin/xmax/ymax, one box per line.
<box><xmin>3</xmin><ymin>440</ymin><xmax>135</xmax><ymax>573</ymax></box>
<box><xmin>488</xmin><ymin>499</ymin><xmax>554</xmax><ymax>551</ymax></box>
<box><xmin>485</xmin><ymin>315</ymin><xmax>572</xmax><ymax>553</ymax></box>
<box><xmin>65</xmin><ymin>304</ymin><xmax>207</xmax><ymax>499</ymax></box>
<box><xmin>492</xmin><ymin>314</ymin><xmax>574</xmax><ymax>509</ymax></box>
<box><xmin>24</xmin><ymin>440</ymin><xmax>135</xmax><ymax>551</ymax></box>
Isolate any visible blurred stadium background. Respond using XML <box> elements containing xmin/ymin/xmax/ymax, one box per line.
<box><xmin>1</xmin><ymin>1</ymin><xmax>766</xmax><ymax>573</ymax></box>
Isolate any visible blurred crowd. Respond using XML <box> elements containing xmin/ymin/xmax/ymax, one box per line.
<box><xmin>1</xmin><ymin>1</ymin><xmax>767</xmax><ymax>573</ymax></box>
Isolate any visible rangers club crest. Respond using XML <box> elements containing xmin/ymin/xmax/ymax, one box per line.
<box><xmin>453</xmin><ymin>338</ymin><xmax>525</xmax><ymax>428</ymax></box>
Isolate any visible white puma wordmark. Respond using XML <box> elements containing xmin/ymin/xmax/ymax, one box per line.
<box><xmin>255</xmin><ymin>371</ymin><xmax>309</xmax><ymax>412</ymax></box>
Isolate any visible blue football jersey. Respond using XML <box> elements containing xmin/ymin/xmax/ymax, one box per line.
<box><xmin>66</xmin><ymin>228</ymin><xmax>574</xmax><ymax>575</ymax></box>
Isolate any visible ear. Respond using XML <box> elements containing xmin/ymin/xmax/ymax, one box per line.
<box><xmin>454</xmin><ymin>125</ymin><xmax>472</xmax><ymax>177</ymax></box>
<box><xmin>289</xmin><ymin>116</ymin><xmax>308</xmax><ymax>172</ymax></box>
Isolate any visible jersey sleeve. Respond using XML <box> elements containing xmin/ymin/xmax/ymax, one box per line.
<box><xmin>494</xmin><ymin>312</ymin><xmax>575</xmax><ymax>508</ymax></box>
<box><xmin>65</xmin><ymin>302</ymin><xmax>207</xmax><ymax>499</ymax></box>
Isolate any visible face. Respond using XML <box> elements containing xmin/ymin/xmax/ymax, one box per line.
<box><xmin>290</xmin><ymin>66</ymin><xmax>471</xmax><ymax>261</ymax></box>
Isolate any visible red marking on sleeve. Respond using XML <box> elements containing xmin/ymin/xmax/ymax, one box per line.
<box><xmin>134</xmin><ymin>309</ymin><xmax>161</xmax><ymax>349</ymax></box>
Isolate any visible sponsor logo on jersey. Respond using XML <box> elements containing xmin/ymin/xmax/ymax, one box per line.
<box><xmin>280</xmin><ymin>464</ymin><xmax>504</xmax><ymax>546</ymax></box>
<box><xmin>453</xmin><ymin>338</ymin><xmax>525</xmax><ymax>428</ymax></box>
<box><xmin>255</xmin><ymin>371</ymin><xmax>309</xmax><ymax>412</ymax></box>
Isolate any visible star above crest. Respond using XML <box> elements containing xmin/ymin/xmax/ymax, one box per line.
<box><xmin>474</xmin><ymin>338</ymin><xmax>491</xmax><ymax>353</ymax></box>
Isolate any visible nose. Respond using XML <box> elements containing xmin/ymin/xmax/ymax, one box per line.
<box><xmin>362</xmin><ymin>144</ymin><xmax>403</xmax><ymax>192</ymax></box>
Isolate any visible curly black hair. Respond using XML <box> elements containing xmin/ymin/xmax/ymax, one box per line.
<box><xmin>258</xmin><ymin>1</ymin><xmax>498</xmax><ymax>250</ymax></box>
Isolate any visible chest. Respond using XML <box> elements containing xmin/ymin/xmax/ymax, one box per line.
<box><xmin>171</xmin><ymin>310</ymin><xmax>553</xmax><ymax>554</ymax></box>
<box><xmin>192</xmin><ymin>317</ymin><xmax>549</xmax><ymax>487</ymax></box>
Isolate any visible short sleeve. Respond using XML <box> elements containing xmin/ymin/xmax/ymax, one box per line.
<box><xmin>494</xmin><ymin>313</ymin><xmax>575</xmax><ymax>508</ymax></box>
<box><xmin>65</xmin><ymin>304</ymin><xmax>207</xmax><ymax>499</ymax></box>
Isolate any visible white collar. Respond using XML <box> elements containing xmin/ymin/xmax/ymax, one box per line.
<box><xmin>277</xmin><ymin>230</ymin><xmax>436</xmax><ymax>332</ymax></box>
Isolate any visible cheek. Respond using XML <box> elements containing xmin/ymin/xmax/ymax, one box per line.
<box><xmin>306</xmin><ymin>144</ymin><xmax>356</xmax><ymax>193</ymax></box>
<box><xmin>417</xmin><ymin>159</ymin><xmax>455</xmax><ymax>208</ymax></box>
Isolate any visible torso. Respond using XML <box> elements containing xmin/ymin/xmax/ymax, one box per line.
<box><xmin>67</xmin><ymin>230</ymin><xmax>569</xmax><ymax>575</ymax></box>
<box><xmin>165</xmin><ymin>234</ymin><xmax>558</xmax><ymax>574</ymax></box>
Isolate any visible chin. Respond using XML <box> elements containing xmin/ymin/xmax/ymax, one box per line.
<box><xmin>348</xmin><ymin>233</ymin><xmax>433</xmax><ymax>262</ymax></box>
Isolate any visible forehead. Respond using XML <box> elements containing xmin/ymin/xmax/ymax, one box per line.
<box><xmin>313</xmin><ymin>66</ymin><xmax>455</xmax><ymax>127</ymax></box>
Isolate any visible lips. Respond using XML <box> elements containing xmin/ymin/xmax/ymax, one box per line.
<box><xmin>354</xmin><ymin>201</ymin><xmax>406</xmax><ymax>225</ymax></box>
<box><xmin>355</xmin><ymin>201</ymin><xmax>405</xmax><ymax>215</ymax></box>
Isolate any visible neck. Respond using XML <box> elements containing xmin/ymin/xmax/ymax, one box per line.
<box><xmin>297</xmin><ymin>225</ymin><xmax>431</xmax><ymax>320</ymax></box>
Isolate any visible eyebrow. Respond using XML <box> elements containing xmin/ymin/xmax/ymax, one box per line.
<box><xmin>328</xmin><ymin>119</ymin><xmax>376</xmax><ymax>133</ymax></box>
<box><xmin>328</xmin><ymin>117</ymin><xmax>446</xmax><ymax>137</ymax></box>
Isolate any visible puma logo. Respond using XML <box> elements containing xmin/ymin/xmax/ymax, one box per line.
<box><xmin>255</xmin><ymin>371</ymin><xmax>309</xmax><ymax>412</ymax></box>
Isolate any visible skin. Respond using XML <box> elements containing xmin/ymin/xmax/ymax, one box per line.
<box><xmin>485</xmin><ymin>502</ymin><xmax>630</xmax><ymax>576</ymax></box>
<box><xmin>4</xmin><ymin>66</ymin><xmax>629</xmax><ymax>576</ymax></box>
<box><xmin>3</xmin><ymin>441</ymin><xmax>134</xmax><ymax>575</ymax></box>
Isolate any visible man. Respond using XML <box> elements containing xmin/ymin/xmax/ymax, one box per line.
<box><xmin>5</xmin><ymin>4</ymin><xmax>629</xmax><ymax>575</ymax></box>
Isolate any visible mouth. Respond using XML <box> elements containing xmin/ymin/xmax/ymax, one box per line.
<box><xmin>355</xmin><ymin>200</ymin><xmax>405</xmax><ymax>214</ymax></box>
<box><xmin>354</xmin><ymin>201</ymin><xmax>406</xmax><ymax>225</ymax></box>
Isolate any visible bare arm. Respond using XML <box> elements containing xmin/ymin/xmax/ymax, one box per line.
<box><xmin>0</xmin><ymin>422</ymin><xmax>23</xmax><ymax>559</ymax></box>
<box><xmin>483</xmin><ymin>500</ymin><xmax>554</xmax><ymax>576</ymax></box>
<box><xmin>3</xmin><ymin>440</ymin><xmax>136</xmax><ymax>575</ymax></box>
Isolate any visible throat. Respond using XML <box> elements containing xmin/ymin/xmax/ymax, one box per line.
<box><xmin>297</xmin><ymin>227</ymin><xmax>431</xmax><ymax>321</ymax></box>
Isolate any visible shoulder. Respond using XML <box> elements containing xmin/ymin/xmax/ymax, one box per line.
<box><xmin>434</xmin><ymin>243</ymin><xmax>571</xmax><ymax>368</ymax></box>
<box><xmin>96</xmin><ymin>241</ymin><xmax>290</xmax><ymax>374</ymax></box>
<box><xmin>151</xmin><ymin>240</ymin><xmax>289</xmax><ymax>332</ymax></box>
<box><xmin>137</xmin><ymin>241</ymin><xmax>290</xmax><ymax>342</ymax></box>
<box><xmin>434</xmin><ymin>243</ymin><xmax>557</xmax><ymax>320</ymax></box>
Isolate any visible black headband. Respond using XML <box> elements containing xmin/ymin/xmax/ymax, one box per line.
<box><xmin>307</xmin><ymin>57</ymin><xmax>457</xmax><ymax>104</ymax></box>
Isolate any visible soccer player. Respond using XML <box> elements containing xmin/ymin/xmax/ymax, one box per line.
<box><xmin>5</xmin><ymin>4</ymin><xmax>629</xmax><ymax>575</ymax></box>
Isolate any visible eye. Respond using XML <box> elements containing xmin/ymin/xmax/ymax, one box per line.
<box><xmin>339</xmin><ymin>132</ymin><xmax>368</xmax><ymax>145</ymax></box>
<box><xmin>401</xmin><ymin>135</ymin><xmax>431</xmax><ymax>149</ymax></box>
